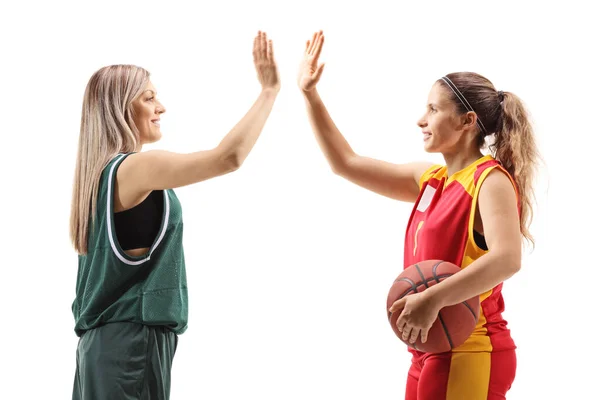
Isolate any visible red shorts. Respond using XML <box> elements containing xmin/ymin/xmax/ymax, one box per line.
<box><xmin>405</xmin><ymin>350</ymin><xmax>516</xmax><ymax>400</ymax></box>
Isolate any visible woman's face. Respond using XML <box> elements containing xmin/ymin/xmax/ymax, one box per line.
<box><xmin>132</xmin><ymin>80</ymin><xmax>166</xmax><ymax>145</ymax></box>
<box><xmin>417</xmin><ymin>82</ymin><xmax>476</xmax><ymax>154</ymax></box>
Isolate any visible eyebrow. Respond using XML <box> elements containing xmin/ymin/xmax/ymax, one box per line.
<box><xmin>144</xmin><ymin>89</ymin><xmax>156</xmax><ymax>95</ymax></box>
<box><xmin>428</xmin><ymin>103</ymin><xmax>439</xmax><ymax>108</ymax></box>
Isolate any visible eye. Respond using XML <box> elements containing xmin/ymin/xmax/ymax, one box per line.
<box><xmin>429</xmin><ymin>106</ymin><xmax>436</xmax><ymax>113</ymax></box>
<box><xmin>147</xmin><ymin>96</ymin><xmax>155</xmax><ymax>101</ymax></box>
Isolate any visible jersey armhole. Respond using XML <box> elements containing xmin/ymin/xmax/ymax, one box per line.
<box><xmin>467</xmin><ymin>165</ymin><xmax>519</xmax><ymax>251</ymax></box>
<box><xmin>105</xmin><ymin>152</ymin><xmax>170</xmax><ymax>266</ymax></box>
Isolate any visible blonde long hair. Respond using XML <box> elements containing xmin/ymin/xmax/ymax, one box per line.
<box><xmin>70</xmin><ymin>65</ymin><xmax>150</xmax><ymax>254</ymax></box>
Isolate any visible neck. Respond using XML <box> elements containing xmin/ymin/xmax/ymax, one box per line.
<box><xmin>442</xmin><ymin>148</ymin><xmax>484</xmax><ymax>176</ymax></box>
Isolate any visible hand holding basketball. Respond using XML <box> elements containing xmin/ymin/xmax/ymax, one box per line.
<box><xmin>387</xmin><ymin>260</ymin><xmax>480</xmax><ymax>353</ymax></box>
<box><xmin>389</xmin><ymin>291</ymin><xmax>441</xmax><ymax>344</ymax></box>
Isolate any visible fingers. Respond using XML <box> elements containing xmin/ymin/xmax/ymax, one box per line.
<box><xmin>395</xmin><ymin>315</ymin><xmax>412</xmax><ymax>342</ymax></box>
<box><xmin>396</xmin><ymin>318</ymin><xmax>406</xmax><ymax>334</ymax></box>
<box><xmin>267</xmin><ymin>39</ymin><xmax>275</xmax><ymax>63</ymax></box>
<box><xmin>389</xmin><ymin>297</ymin><xmax>406</xmax><ymax>314</ymax></box>
<box><xmin>308</xmin><ymin>31</ymin><xmax>318</xmax><ymax>54</ymax></box>
<box><xmin>398</xmin><ymin>321</ymin><xmax>424</xmax><ymax>344</ymax></box>
<box><xmin>313</xmin><ymin>32</ymin><xmax>324</xmax><ymax>60</ymax></box>
<box><xmin>253</xmin><ymin>31</ymin><xmax>277</xmax><ymax>67</ymax></box>
<box><xmin>260</xmin><ymin>31</ymin><xmax>266</xmax><ymax>59</ymax></box>
<box><xmin>397</xmin><ymin>320</ymin><xmax>429</xmax><ymax>344</ymax></box>
<box><xmin>402</xmin><ymin>325</ymin><xmax>414</xmax><ymax>342</ymax></box>
<box><xmin>408</xmin><ymin>328</ymin><xmax>420</xmax><ymax>344</ymax></box>
<box><xmin>306</xmin><ymin>30</ymin><xmax>324</xmax><ymax>57</ymax></box>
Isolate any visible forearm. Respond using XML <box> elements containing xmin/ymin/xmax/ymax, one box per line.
<box><xmin>218</xmin><ymin>88</ymin><xmax>279</xmax><ymax>167</ymax></box>
<box><xmin>424</xmin><ymin>252</ymin><xmax>521</xmax><ymax>308</ymax></box>
<box><xmin>303</xmin><ymin>89</ymin><xmax>355</xmax><ymax>171</ymax></box>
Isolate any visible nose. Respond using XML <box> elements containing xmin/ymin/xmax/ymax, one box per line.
<box><xmin>417</xmin><ymin>114</ymin><xmax>427</xmax><ymax>128</ymax></box>
<box><xmin>156</xmin><ymin>101</ymin><xmax>166</xmax><ymax>114</ymax></box>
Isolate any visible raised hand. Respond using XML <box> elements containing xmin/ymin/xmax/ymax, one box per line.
<box><xmin>253</xmin><ymin>31</ymin><xmax>280</xmax><ymax>92</ymax></box>
<box><xmin>298</xmin><ymin>30</ymin><xmax>325</xmax><ymax>92</ymax></box>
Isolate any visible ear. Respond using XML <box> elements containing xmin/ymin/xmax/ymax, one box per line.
<box><xmin>463</xmin><ymin>111</ymin><xmax>478</xmax><ymax>130</ymax></box>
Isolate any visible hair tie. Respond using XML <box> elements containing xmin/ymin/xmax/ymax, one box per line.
<box><xmin>498</xmin><ymin>90</ymin><xmax>505</xmax><ymax>103</ymax></box>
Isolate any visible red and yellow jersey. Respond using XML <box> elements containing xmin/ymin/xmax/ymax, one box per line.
<box><xmin>404</xmin><ymin>154</ymin><xmax>518</xmax><ymax>353</ymax></box>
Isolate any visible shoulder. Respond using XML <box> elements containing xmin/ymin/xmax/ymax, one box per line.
<box><xmin>418</xmin><ymin>164</ymin><xmax>444</xmax><ymax>189</ymax></box>
<box><xmin>102</xmin><ymin>152</ymin><xmax>134</xmax><ymax>175</ymax></box>
<box><xmin>478</xmin><ymin>167</ymin><xmax>519</xmax><ymax>209</ymax></box>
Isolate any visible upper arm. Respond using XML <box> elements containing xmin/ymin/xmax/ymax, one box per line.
<box><xmin>339</xmin><ymin>156</ymin><xmax>435</xmax><ymax>203</ymax></box>
<box><xmin>478</xmin><ymin>168</ymin><xmax>522</xmax><ymax>267</ymax></box>
<box><xmin>117</xmin><ymin>148</ymin><xmax>237</xmax><ymax>195</ymax></box>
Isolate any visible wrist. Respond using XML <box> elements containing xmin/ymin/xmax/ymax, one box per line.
<box><xmin>261</xmin><ymin>86</ymin><xmax>280</xmax><ymax>97</ymax></box>
<box><xmin>302</xmin><ymin>88</ymin><xmax>319</xmax><ymax>102</ymax></box>
<box><xmin>423</xmin><ymin>285</ymin><xmax>445</xmax><ymax>309</ymax></box>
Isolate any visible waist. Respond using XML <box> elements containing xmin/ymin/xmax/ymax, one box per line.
<box><xmin>74</xmin><ymin>287</ymin><xmax>188</xmax><ymax>337</ymax></box>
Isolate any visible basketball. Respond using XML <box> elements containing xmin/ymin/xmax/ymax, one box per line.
<box><xmin>387</xmin><ymin>260</ymin><xmax>480</xmax><ymax>353</ymax></box>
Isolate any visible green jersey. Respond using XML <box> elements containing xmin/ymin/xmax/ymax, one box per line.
<box><xmin>72</xmin><ymin>153</ymin><xmax>188</xmax><ymax>337</ymax></box>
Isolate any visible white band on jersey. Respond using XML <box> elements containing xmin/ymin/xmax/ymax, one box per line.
<box><xmin>106</xmin><ymin>153</ymin><xmax>170</xmax><ymax>266</ymax></box>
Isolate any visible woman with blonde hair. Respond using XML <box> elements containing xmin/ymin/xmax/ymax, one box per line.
<box><xmin>298</xmin><ymin>30</ymin><xmax>539</xmax><ymax>400</ymax></box>
<box><xmin>70</xmin><ymin>31</ymin><xmax>279</xmax><ymax>400</ymax></box>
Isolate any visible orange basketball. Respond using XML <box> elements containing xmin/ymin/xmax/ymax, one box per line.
<box><xmin>387</xmin><ymin>260</ymin><xmax>480</xmax><ymax>353</ymax></box>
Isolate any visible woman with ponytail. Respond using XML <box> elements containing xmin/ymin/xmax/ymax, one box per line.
<box><xmin>299</xmin><ymin>31</ymin><xmax>539</xmax><ymax>400</ymax></box>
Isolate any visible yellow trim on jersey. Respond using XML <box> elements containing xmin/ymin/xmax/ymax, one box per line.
<box><xmin>446</xmin><ymin>155</ymin><xmax>494</xmax><ymax>191</ymax></box>
<box><xmin>463</xmin><ymin>162</ymin><xmax>519</xmax><ymax>270</ymax></box>
<box><xmin>414</xmin><ymin>221</ymin><xmax>425</xmax><ymax>256</ymax></box>
<box><xmin>451</xmin><ymin>158</ymin><xmax>520</xmax><ymax>353</ymax></box>
<box><xmin>419</xmin><ymin>164</ymin><xmax>444</xmax><ymax>189</ymax></box>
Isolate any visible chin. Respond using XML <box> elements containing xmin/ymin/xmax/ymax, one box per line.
<box><xmin>423</xmin><ymin>143</ymin><xmax>436</xmax><ymax>153</ymax></box>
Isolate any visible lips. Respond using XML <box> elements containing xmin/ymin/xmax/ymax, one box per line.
<box><xmin>423</xmin><ymin>132</ymin><xmax>432</xmax><ymax>141</ymax></box>
<box><xmin>152</xmin><ymin>119</ymin><xmax>160</xmax><ymax>127</ymax></box>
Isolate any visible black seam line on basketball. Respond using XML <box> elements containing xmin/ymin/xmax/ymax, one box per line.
<box><xmin>394</xmin><ymin>273</ymin><xmax>453</xmax><ymax>285</ymax></box>
<box><xmin>431</xmin><ymin>260</ymin><xmax>446</xmax><ymax>283</ymax></box>
<box><xmin>395</xmin><ymin>275</ymin><xmax>455</xmax><ymax>299</ymax></box>
<box><xmin>438</xmin><ymin>313</ymin><xmax>455</xmax><ymax>349</ymax></box>
<box><xmin>396</xmin><ymin>278</ymin><xmax>419</xmax><ymax>294</ymax></box>
<box><xmin>462</xmin><ymin>300</ymin><xmax>478</xmax><ymax>321</ymax></box>
<box><xmin>432</xmin><ymin>261</ymin><xmax>478</xmax><ymax>322</ymax></box>
<box><xmin>415</xmin><ymin>264</ymin><xmax>429</xmax><ymax>289</ymax></box>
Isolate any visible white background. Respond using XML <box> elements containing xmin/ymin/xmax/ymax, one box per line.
<box><xmin>1</xmin><ymin>0</ymin><xmax>599</xmax><ymax>399</ymax></box>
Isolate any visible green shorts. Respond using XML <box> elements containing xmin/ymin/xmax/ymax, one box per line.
<box><xmin>72</xmin><ymin>322</ymin><xmax>178</xmax><ymax>400</ymax></box>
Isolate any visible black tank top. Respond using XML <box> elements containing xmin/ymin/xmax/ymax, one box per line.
<box><xmin>114</xmin><ymin>190</ymin><xmax>163</xmax><ymax>250</ymax></box>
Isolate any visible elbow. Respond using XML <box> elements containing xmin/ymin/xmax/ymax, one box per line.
<box><xmin>330</xmin><ymin>163</ymin><xmax>345</xmax><ymax>176</ymax></box>
<box><xmin>489</xmin><ymin>245</ymin><xmax>521</xmax><ymax>275</ymax></box>
<box><xmin>503</xmin><ymin>252</ymin><xmax>522</xmax><ymax>275</ymax></box>
<box><xmin>221</xmin><ymin>150</ymin><xmax>242</xmax><ymax>173</ymax></box>
<box><xmin>330</xmin><ymin>155</ymin><xmax>352</xmax><ymax>177</ymax></box>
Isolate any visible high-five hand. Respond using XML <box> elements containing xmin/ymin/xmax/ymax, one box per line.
<box><xmin>298</xmin><ymin>30</ymin><xmax>326</xmax><ymax>92</ymax></box>
<box><xmin>253</xmin><ymin>31</ymin><xmax>280</xmax><ymax>92</ymax></box>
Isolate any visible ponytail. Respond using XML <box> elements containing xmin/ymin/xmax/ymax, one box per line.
<box><xmin>490</xmin><ymin>91</ymin><xmax>540</xmax><ymax>247</ymax></box>
<box><xmin>440</xmin><ymin>72</ymin><xmax>540</xmax><ymax>248</ymax></box>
